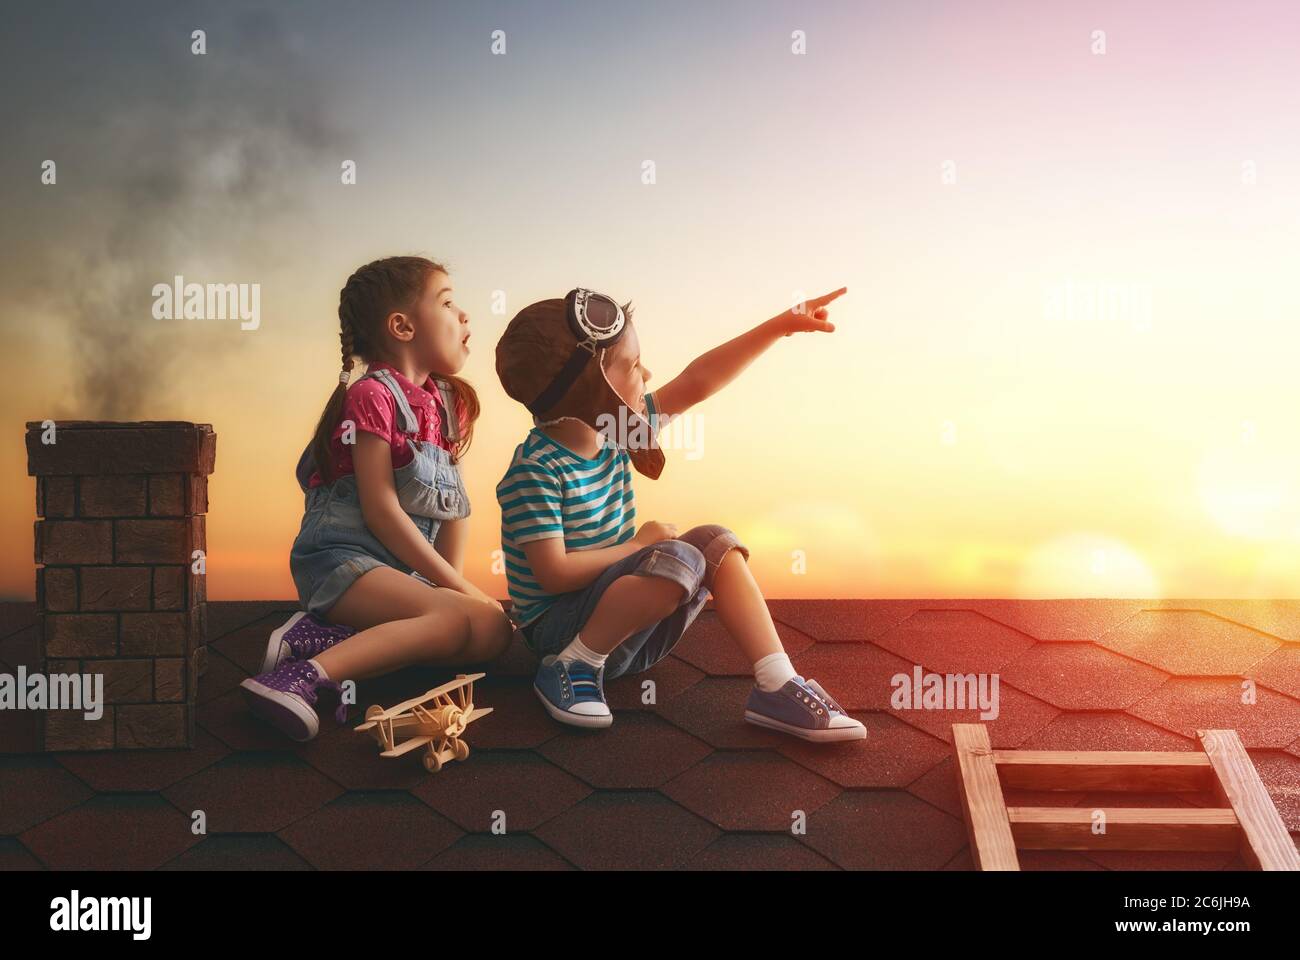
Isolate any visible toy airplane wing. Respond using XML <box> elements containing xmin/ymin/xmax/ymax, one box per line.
<box><xmin>380</xmin><ymin>735</ymin><xmax>434</xmax><ymax>758</ymax></box>
<box><xmin>424</xmin><ymin>672</ymin><xmax>486</xmax><ymax>700</ymax></box>
<box><xmin>374</xmin><ymin>672</ymin><xmax>490</xmax><ymax>720</ymax></box>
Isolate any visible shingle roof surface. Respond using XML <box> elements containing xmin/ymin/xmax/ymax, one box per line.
<box><xmin>2</xmin><ymin>599</ymin><xmax>1297</xmax><ymax>870</ymax></box>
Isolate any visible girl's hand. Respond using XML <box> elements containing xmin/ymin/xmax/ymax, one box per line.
<box><xmin>774</xmin><ymin>287</ymin><xmax>847</xmax><ymax>336</ymax></box>
<box><xmin>463</xmin><ymin>581</ymin><xmax>500</xmax><ymax>608</ymax></box>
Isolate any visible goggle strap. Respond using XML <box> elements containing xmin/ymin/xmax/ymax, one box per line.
<box><xmin>526</xmin><ymin>343</ymin><xmax>597</xmax><ymax>417</ymax></box>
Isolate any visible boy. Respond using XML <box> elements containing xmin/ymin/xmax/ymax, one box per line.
<box><xmin>494</xmin><ymin>287</ymin><xmax>863</xmax><ymax>742</ymax></box>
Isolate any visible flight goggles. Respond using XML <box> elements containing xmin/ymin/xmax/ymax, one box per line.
<box><xmin>527</xmin><ymin>288</ymin><xmax>627</xmax><ymax>416</ymax></box>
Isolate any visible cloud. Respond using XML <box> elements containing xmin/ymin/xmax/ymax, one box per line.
<box><xmin>0</xmin><ymin>4</ymin><xmax>339</xmax><ymax>418</ymax></box>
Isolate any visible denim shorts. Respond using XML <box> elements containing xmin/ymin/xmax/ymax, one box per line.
<box><xmin>290</xmin><ymin>462</ymin><xmax>465</xmax><ymax>618</ymax></box>
<box><xmin>521</xmin><ymin>524</ymin><xmax>749</xmax><ymax>680</ymax></box>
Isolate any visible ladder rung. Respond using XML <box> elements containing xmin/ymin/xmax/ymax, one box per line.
<box><xmin>1007</xmin><ymin>806</ymin><xmax>1240</xmax><ymax>852</ymax></box>
<box><xmin>993</xmin><ymin>750</ymin><xmax>1214</xmax><ymax>792</ymax></box>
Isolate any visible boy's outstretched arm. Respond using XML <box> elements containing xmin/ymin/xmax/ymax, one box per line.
<box><xmin>650</xmin><ymin>287</ymin><xmax>846</xmax><ymax>418</ymax></box>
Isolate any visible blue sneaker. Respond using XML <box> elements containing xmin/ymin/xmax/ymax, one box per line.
<box><xmin>744</xmin><ymin>675</ymin><xmax>866</xmax><ymax>742</ymax></box>
<box><xmin>534</xmin><ymin>655</ymin><xmax>613</xmax><ymax>729</ymax></box>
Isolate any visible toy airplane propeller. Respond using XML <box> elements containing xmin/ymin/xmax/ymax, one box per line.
<box><xmin>355</xmin><ymin>673</ymin><xmax>493</xmax><ymax>773</ymax></box>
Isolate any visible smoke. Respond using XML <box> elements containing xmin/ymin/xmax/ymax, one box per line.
<box><xmin>0</xmin><ymin>3</ymin><xmax>338</xmax><ymax>418</ymax></box>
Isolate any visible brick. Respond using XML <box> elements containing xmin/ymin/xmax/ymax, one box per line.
<box><xmin>188</xmin><ymin>602</ymin><xmax>208</xmax><ymax>652</ymax></box>
<box><xmin>190</xmin><ymin>514</ymin><xmax>206</xmax><ymax>554</ymax></box>
<box><xmin>193</xmin><ymin>646</ymin><xmax>207</xmax><ymax>681</ymax></box>
<box><xmin>47</xmin><ymin>659</ymin><xmax>81</xmax><ymax>673</ymax></box>
<box><xmin>116</xmin><ymin>704</ymin><xmax>188</xmax><ymax>749</ymax></box>
<box><xmin>25</xmin><ymin>421</ymin><xmax>217</xmax><ymax>476</ymax></box>
<box><xmin>80</xmin><ymin>475</ymin><xmax>147</xmax><ymax>517</ymax></box>
<box><xmin>155</xmin><ymin>658</ymin><xmax>185</xmax><ymax>702</ymax></box>
<box><xmin>38</xmin><ymin>476</ymin><xmax>76</xmax><ymax>518</ymax></box>
<box><xmin>45</xmin><ymin>709</ymin><xmax>116</xmax><ymax>751</ymax></box>
<box><xmin>81</xmin><ymin>567</ymin><xmax>151</xmax><ymax>611</ymax></box>
<box><xmin>34</xmin><ymin>520</ymin><xmax>111</xmax><ymax>564</ymax></box>
<box><xmin>97</xmin><ymin>659</ymin><xmax>153</xmax><ymax>703</ymax></box>
<box><xmin>114</xmin><ymin>518</ymin><xmax>188</xmax><ymax>563</ymax></box>
<box><xmin>152</xmin><ymin>566</ymin><xmax>186</xmax><ymax>610</ymax></box>
<box><xmin>190</xmin><ymin>567</ymin><xmax>207</xmax><ymax>604</ymax></box>
<box><xmin>120</xmin><ymin>612</ymin><xmax>186</xmax><ymax>656</ymax></box>
<box><xmin>45</xmin><ymin>614</ymin><xmax>117</xmax><ymax>657</ymax></box>
<box><xmin>148</xmin><ymin>474</ymin><xmax>184</xmax><ymax>515</ymax></box>
<box><xmin>187</xmin><ymin>475</ymin><xmax>209</xmax><ymax>515</ymax></box>
<box><xmin>39</xmin><ymin>567</ymin><xmax>78</xmax><ymax>612</ymax></box>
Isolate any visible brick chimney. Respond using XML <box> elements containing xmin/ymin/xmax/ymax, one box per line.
<box><xmin>26</xmin><ymin>421</ymin><xmax>216</xmax><ymax>751</ymax></box>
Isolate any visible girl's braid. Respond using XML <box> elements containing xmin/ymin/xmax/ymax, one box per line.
<box><xmin>338</xmin><ymin>273</ymin><xmax>367</xmax><ymax>379</ymax></box>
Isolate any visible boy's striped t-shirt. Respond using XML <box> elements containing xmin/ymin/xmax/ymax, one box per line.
<box><xmin>496</xmin><ymin>393</ymin><xmax>662</xmax><ymax>625</ymax></box>
<box><xmin>497</xmin><ymin>430</ymin><xmax>635</xmax><ymax>625</ymax></box>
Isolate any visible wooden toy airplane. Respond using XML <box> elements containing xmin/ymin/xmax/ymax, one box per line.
<box><xmin>355</xmin><ymin>673</ymin><xmax>493</xmax><ymax>773</ymax></box>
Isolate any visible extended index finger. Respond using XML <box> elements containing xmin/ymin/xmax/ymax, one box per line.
<box><xmin>809</xmin><ymin>287</ymin><xmax>848</xmax><ymax>308</ymax></box>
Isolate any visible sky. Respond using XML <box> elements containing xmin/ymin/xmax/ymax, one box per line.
<box><xmin>2</xmin><ymin>0</ymin><xmax>1299</xmax><ymax>602</ymax></box>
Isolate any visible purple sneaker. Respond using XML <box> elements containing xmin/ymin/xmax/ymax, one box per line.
<box><xmin>260</xmin><ymin>611</ymin><xmax>357</xmax><ymax>674</ymax></box>
<box><xmin>240</xmin><ymin>660</ymin><xmax>347</xmax><ymax>742</ymax></box>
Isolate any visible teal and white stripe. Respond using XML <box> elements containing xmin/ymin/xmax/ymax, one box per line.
<box><xmin>497</xmin><ymin>428</ymin><xmax>637</xmax><ymax>624</ymax></box>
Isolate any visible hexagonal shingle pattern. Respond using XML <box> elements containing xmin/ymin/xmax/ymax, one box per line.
<box><xmin>873</xmin><ymin>609</ymin><xmax>1038</xmax><ymax>675</ymax></box>
<box><xmin>1128</xmin><ymin>677</ymin><xmax>1300</xmax><ymax>749</ymax></box>
<box><xmin>278</xmin><ymin>792</ymin><xmax>463</xmax><ymax>870</ymax></box>
<box><xmin>1248</xmin><ymin>646</ymin><xmax>1300</xmax><ymax>700</ymax></box>
<box><xmin>412</xmin><ymin>750</ymin><xmax>591</xmax><ymax>832</ymax></box>
<box><xmin>966</xmin><ymin>599</ymin><xmax>1145</xmax><ymax>642</ymax></box>
<box><xmin>890</xmin><ymin>682</ymin><xmax>1061</xmax><ymax>748</ymax></box>
<box><xmin>776</xmin><ymin>712</ymin><xmax>951</xmax><ymax>788</ymax></box>
<box><xmin>661</xmin><ymin>751</ymin><xmax>842</xmax><ymax>831</ymax></box>
<box><xmin>4</xmin><ymin>599</ymin><xmax>1297</xmax><ymax>871</ymax></box>
<box><xmin>1145</xmin><ymin>599</ymin><xmax>1300</xmax><ymax>642</ymax></box>
<box><xmin>161</xmin><ymin>752</ymin><xmax>344</xmax><ymax>833</ymax></box>
<box><xmin>534</xmin><ymin>792</ymin><xmax>719</xmax><ymax>870</ymax></box>
<box><xmin>1099</xmin><ymin>610</ymin><xmax>1281</xmax><ymax>676</ymax></box>
<box><xmin>671</xmin><ymin>611</ymin><xmax>814</xmax><ymax>675</ymax></box>
<box><xmin>0</xmin><ymin>756</ymin><xmax>94</xmax><ymax>835</ymax></box>
<box><xmin>998</xmin><ymin>642</ymin><xmax>1170</xmax><ymax>710</ymax></box>
<box><xmin>54</xmin><ymin>727</ymin><xmax>231</xmax><ymax>793</ymax></box>
<box><xmin>804</xmin><ymin>790</ymin><xmax>967</xmax><ymax>870</ymax></box>
<box><xmin>20</xmin><ymin>794</ymin><xmax>202</xmax><ymax>870</ymax></box>
<box><xmin>537</xmin><ymin>711</ymin><xmax>712</xmax><ymax>789</ymax></box>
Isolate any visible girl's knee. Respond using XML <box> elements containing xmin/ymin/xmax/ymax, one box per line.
<box><xmin>473</xmin><ymin>603</ymin><xmax>515</xmax><ymax>659</ymax></box>
<box><xmin>416</xmin><ymin>606</ymin><xmax>475</xmax><ymax>658</ymax></box>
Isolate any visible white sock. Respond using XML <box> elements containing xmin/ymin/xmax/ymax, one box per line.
<box><xmin>754</xmin><ymin>652</ymin><xmax>796</xmax><ymax>692</ymax></box>
<box><xmin>309</xmin><ymin>658</ymin><xmax>329</xmax><ymax>680</ymax></box>
<box><xmin>557</xmin><ymin>634</ymin><xmax>608</xmax><ymax>669</ymax></box>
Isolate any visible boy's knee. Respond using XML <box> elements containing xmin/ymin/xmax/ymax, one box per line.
<box><xmin>675</xmin><ymin>525</ymin><xmax>749</xmax><ymax>587</ymax></box>
<box><xmin>644</xmin><ymin>539</ymin><xmax>706</xmax><ymax>599</ymax></box>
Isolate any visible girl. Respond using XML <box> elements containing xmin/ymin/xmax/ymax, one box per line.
<box><xmin>241</xmin><ymin>256</ymin><xmax>514</xmax><ymax>741</ymax></box>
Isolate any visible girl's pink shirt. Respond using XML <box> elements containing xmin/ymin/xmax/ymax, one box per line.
<box><xmin>306</xmin><ymin>361</ymin><xmax>465</xmax><ymax>489</ymax></box>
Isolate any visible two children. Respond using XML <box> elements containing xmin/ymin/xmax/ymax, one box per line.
<box><xmin>247</xmin><ymin>258</ymin><xmax>860</xmax><ymax>745</ymax></box>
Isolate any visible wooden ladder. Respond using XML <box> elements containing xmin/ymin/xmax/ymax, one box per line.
<box><xmin>952</xmin><ymin>724</ymin><xmax>1300</xmax><ymax>871</ymax></box>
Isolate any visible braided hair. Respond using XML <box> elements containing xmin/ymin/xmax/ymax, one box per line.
<box><xmin>307</xmin><ymin>256</ymin><xmax>479</xmax><ymax>485</ymax></box>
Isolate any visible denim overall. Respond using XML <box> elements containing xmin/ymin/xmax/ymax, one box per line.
<box><xmin>289</xmin><ymin>368</ymin><xmax>470</xmax><ymax>617</ymax></box>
